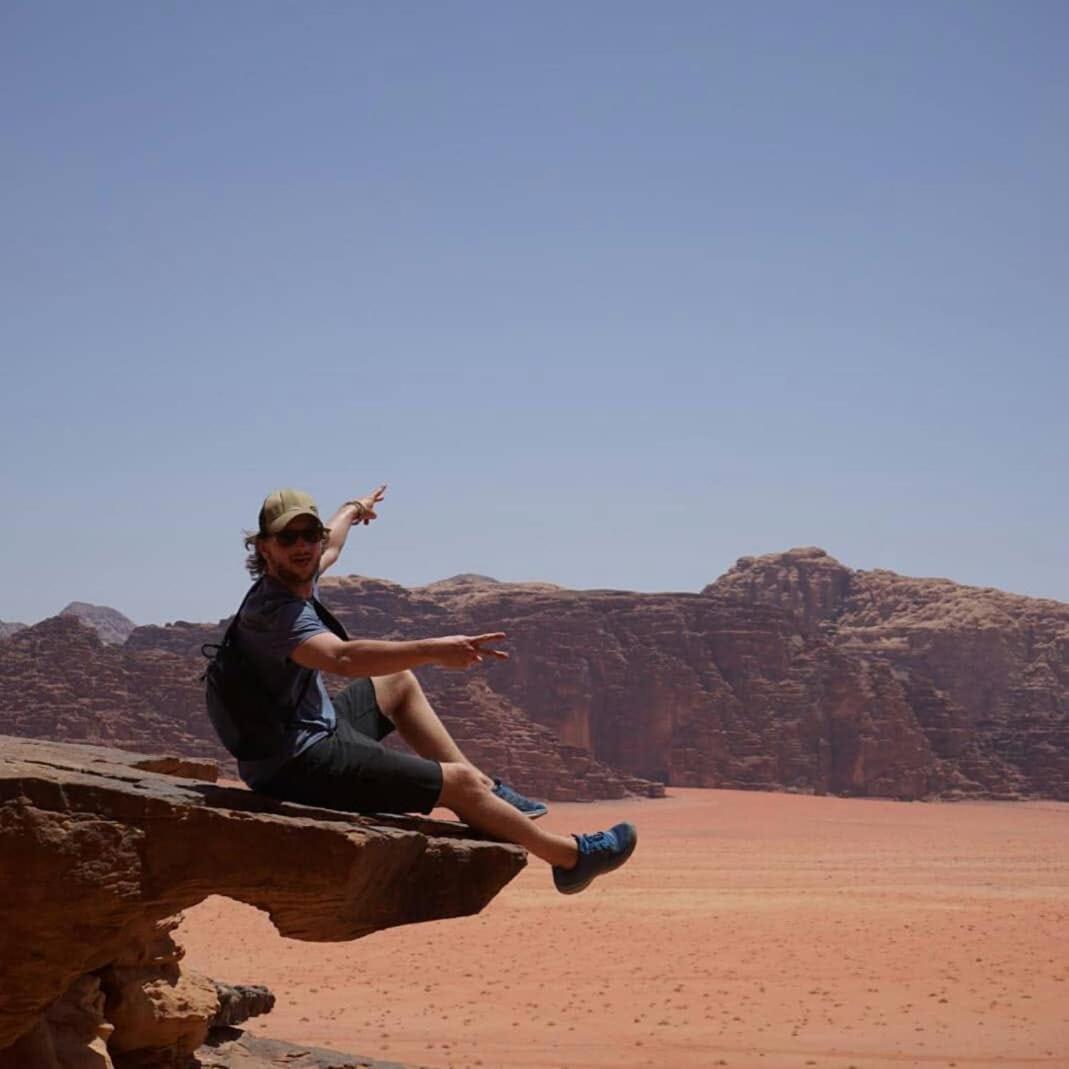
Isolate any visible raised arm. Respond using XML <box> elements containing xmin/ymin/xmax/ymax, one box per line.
<box><xmin>291</xmin><ymin>631</ymin><xmax>509</xmax><ymax>677</ymax></box>
<box><xmin>318</xmin><ymin>483</ymin><xmax>387</xmax><ymax>575</ymax></box>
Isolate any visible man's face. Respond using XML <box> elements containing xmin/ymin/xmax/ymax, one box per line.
<box><xmin>260</xmin><ymin>515</ymin><xmax>325</xmax><ymax>587</ymax></box>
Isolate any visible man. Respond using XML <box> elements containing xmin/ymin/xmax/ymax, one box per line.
<box><xmin>232</xmin><ymin>485</ymin><xmax>637</xmax><ymax>894</ymax></box>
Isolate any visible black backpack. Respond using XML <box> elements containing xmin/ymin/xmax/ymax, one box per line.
<box><xmin>201</xmin><ymin>581</ymin><xmax>349</xmax><ymax>761</ymax></box>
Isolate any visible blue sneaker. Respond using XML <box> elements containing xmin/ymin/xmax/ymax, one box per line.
<box><xmin>492</xmin><ymin>778</ymin><xmax>549</xmax><ymax>820</ymax></box>
<box><xmin>553</xmin><ymin>822</ymin><xmax>638</xmax><ymax>895</ymax></box>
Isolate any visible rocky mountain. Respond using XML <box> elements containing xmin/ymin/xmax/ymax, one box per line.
<box><xmin>2</xmin><ymin>552</ymin><xmax>1066</xmax><ymax>801</ymax></box>
<box><xmin>4</xmin><ymin>611</ymin><xmax>658</xmax><ymax>801</ymax></box>
<box><xmin>0</xmin><ymin>616</ymin><xmax>226</xmax><ymax>764</ymax></box>
<box><xmin>308</xmin><ymin>564</ymin><xmax>1067</xmax><ymax>800</ymax></box>
<box><xmin>0</xmin><ymin>620</ymin><xmax>26</xmax><ymax>640</ymax></box>
<box><xmin>0</xmin><ymin>736</ymin><xmax>523</xmax><ymax>1067</ymax></box>
<box><xmin>60</xmin><ymin>601</ymin><xmax>136</xmax><ymax>645</ymax></box>
<box><xmin>707</xmin><ymin>547</ymin><xmax>1069</xmax><ymax>799</ymax></box>
<box><xmin>317</xmin><ymin>574</ymin><xmax>952</xmax><ymax>799</ymax></box>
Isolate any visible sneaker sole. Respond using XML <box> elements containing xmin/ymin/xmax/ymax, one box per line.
<box><xmin>556</xmin><ymin>824</ymin><xmax>638</xmax><ymax>895</ymax></box>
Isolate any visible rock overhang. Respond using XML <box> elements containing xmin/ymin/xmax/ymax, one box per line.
<box><xmin>0</xmin><ymin>735</ymin><xmax>526</xmax><ymax>1053</ymax></box>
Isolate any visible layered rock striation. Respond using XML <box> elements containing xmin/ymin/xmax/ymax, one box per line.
<box><xmin>319</xmin><ymin>576</ymin><xmax>944</xmax><ymax>798</ymax></box>
<box><xmin>0</xmin><ymin>615</ymin><xmax>230</xmax><ymax>764</ymax></box>
<box><xmin>0</xmin><ymin>736</ymin><xmax>525</xmax><ymax>1066</ymax></box>
<box><xmin>27</xmin><ymin>602</ymin><xmax>658</xmax><ymax>803</ymax></box>
<box><xmin>2</xmin><ymin>554</ymin><xmax>1066</xmax><ymax>802</ymax></box>
<box><xmin>708</xmin><ymin>547</ymin><xmax>1069</xmax><ymax>799</ymax></box>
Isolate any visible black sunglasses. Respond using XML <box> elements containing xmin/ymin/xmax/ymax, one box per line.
<box><xmin>271</xmin><ymin>526</ymin><xmax>327</xmax><ymax>547</ymax></box>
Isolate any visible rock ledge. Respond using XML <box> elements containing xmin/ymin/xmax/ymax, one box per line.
<box><xmin>0</xmin><ymin>736</ymin><xmax>525</xmax><ymax>1065</ymax></box>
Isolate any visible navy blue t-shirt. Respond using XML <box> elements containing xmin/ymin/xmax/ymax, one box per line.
<box><xmin>235</xmin><ymin>575</ymin><xmax>337</xmax><ymax>788</ymax></box>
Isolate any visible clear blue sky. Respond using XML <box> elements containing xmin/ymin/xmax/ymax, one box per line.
<box><xmin>3</xmin><ymin>1</ymin><xmax>1067</xmax><ymax>625</ymax></box>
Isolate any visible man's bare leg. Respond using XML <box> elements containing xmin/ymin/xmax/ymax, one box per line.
<box><xmin>371</xmin><ymin>672</ymin><xmax>576</xmax><ymax>869</ymax></box>
<box><xmin>371</xmin><ymin>671</ymin><xmax>493</xmax><ymax>786</ymax></box>
<box><xmin>438</xmin><ymin>763</ymin><xmax>578</xmax><ymax>868</ymax></box>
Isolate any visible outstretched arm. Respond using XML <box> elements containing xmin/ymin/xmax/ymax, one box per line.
<box><xmin>291</xmin><ymin>631</ymin><xmax>509</xmax><ymax>677</ymax></box>
<box><xmin>319</xmin><ymin>483</ymin><xmax>387</xmax><ymax>575</ymax></box>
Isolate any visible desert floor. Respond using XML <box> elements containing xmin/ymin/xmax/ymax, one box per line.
<box><xmin>179</xmin><ymin>788</ymin><xmax>1069</xmax><ymax>1069</ymax></box>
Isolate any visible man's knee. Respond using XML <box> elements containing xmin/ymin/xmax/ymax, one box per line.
<box><xmin>372</xmin><ymin>669</ymin><xmax>421</xmax><ymax>713</ymax></box>
<box><xmin>391</xmin><ymin>668</ymin><xmax>418</xmax><ymax>687</ymax></box>
<box><xmin>438</xmin><ymin>762</ymin><xmax>489</xmax><ymax>811</ymax></box>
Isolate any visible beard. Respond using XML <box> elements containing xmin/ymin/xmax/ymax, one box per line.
<box><xmin>275</xmin><ymin>558</ymin><xmax>318</xmax><ymax>586</ymax></box>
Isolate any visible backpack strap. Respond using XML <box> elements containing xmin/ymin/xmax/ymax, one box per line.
<box><xmin>311</xmin><ymin>596</ymin><xmax>349</xmax><ymax>641</ymax></box>
<box><xmin>200</xmin><ymin>583</ymin><xmax>349</xmax><ymax>709</ymax></box>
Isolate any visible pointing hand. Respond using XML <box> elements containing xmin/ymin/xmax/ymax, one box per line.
<box><xmin>349</xmin><ymin>483</ymin><xmax>387</xmax><ymax>525</ymax></box>
<box><xmin>433</xmin><ymin>633</ymin><xmax>509</xmax><ymax>670</ymax></box>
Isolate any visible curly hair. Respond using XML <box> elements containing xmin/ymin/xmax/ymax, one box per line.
<box><xmin>243</xmin><ymin>531</ymin><xmax>266</xmax><ymax>579</ymax></box>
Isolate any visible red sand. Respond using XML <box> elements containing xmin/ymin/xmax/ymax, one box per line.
<box><xmin>178</xmin><ymin>789</ymin><xmax>1069</xmax><ymax>1069</ymax></box>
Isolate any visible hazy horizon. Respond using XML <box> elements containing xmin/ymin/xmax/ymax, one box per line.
<box><xmin>4</xmin><ymin>3</ymin><xmax>1067</xmax><ymax>625</ymax></box>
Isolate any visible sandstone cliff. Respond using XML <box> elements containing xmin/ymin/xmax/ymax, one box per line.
<box><xmin>0</xmin><ymin>736</ymin><xmax>525</xmax><ymax>1067</ymax></box>
<box><xmin>707</xmin><ymin>547</ymin><xmax>1069</xmax><ymax>799</ymax></box>
<box><xmin>318</xmin><ymin>575</ymin><xmax>947</xmax><ymax>799</ymax></box>
<box><xmin>3</xmin><ymin>555</ymin><xmax>1066</xmax><ymax>802</ymax></box>
<box><xmin>0</xmin><ymin>616</ymin><xmax>228</xmax><ymax>763</ymax></box>
<box><xmin>125</xmin><ymin>597</ymin><xmax>661</xmax><ymax>801</ymax></box>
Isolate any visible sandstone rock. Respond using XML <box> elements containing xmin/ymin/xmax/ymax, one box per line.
<box><xmin>0</xmin><ymin>736</ymin><xmax>526</xmax><ymax>1056</ymax></box>
<box><xmin>106</xmin><ymin>965</ymin><xmax>219</xmax><ymax>1063</ymax></box>
<box><xmin>373</xmin><ymin>673</ymin><xmax>658</xmax><ymax>801</ymax></box>
<box><xmin>320</xmin><ymin>576</ymin><xmax>948</xmax><ymax>799</ymax></box>
<box><xmin>124</xmin><ymin>619</ymin><xmax>226</xmax><ymax>659</ymax></box>
<box><xmin>0</xmin><ymin>975</ymin><xmax>116</xmax><ymax>1069</ymax></box>
<box><xmin>2</xmin><ymin>554</ymin><xmax>1066</xmax><ymax>804</ymax></box>
<box><xmin>129</xmin><ymin>757</ymin><xmax>219</xmax><ymax>782</ymax></box>
<box><xmin>9</xmin><ymin>606</ymin><xmax>656</xmax><ymax>800</ymax></box>
<box><xmin>0</xmin><ymin>1018</ymin><xmax>62</xmax><ymax>1069</ymax></box>
<box><xmin>709</xmin><ymin>549</ymin><xmax>1069</xmax><ymax>799</ymax></box>
<box><xmin>0</xmin><ymin>621</ymin><xmax>26</xmax><ymax>640</ymax></box>
<box><xmin>101</xmin><ymin>921</ymin><xmax>220</xmax><ymax>1064</ymax></box>
<box><xmin>0</xmin><ymin>616</ymin><xmax>232</xmax><ymax>766</ymax></box>
<box><xmin>46</xmin><ymin>975</ymin><xmax>114</xmax><ymax>1069</ymax></box>
<box><xmin>61</xmin><ymin>604</ymin><xmax>137</xmax><ymax>646</ymax></box>
<box><xmin>209</xmin><ymin>986</ymin><xmax>275</xmax><ymax>1030</ymax></box>
<box><xmin>195</xmin><ymin>1030</ymin><xmax>412</xmax><ymax>1069</ymax></box>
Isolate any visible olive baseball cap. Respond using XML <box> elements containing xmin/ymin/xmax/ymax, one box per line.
<box><xmin>258</xmin><ymin>488</ymin><xmax>321</xmax><ymax>534</ymax></box>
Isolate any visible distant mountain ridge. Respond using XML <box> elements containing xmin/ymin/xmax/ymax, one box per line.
<box><xmin>1</xmin><ymin>551</ymin><xmax>1066</xmax><ymax>801</ymax></box>
<box><xmin>3</xmin><ymin>602</ymin><xmax>135</xmax><ymax>645</ymax></box>
<box><xmin>60</xmin><ymin>602</ymin><xmax>136</xmax><ymax>645</ymax></box>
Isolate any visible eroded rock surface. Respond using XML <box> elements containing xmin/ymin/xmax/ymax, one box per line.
<box><xmin>348</xmin><ymin>575</ymin><xmax>940</xmax><ymax>799</ymax></box>
<box><xmin>709</xmin><ymin>548</ymin><xmax>1069</xmax><ymax>799</ymax></box>
<box><xmin>2</xmin><ymin>554</ymin><xmax>1066</xmax><ymax>801</ymax></box>
<box><xmin>7</xmin><ymin>612</ymin><xmax>658</xmax><ymax>800</ymax></box>
<box><xmin>196</xmin><ymin>1031</ymin><xmax>413</xmax><ymax>1069</ymax></box>
<box><xmin>0</xmin><ymin>616</ymin><xmax>228</xmax><ymax>763</ymax></box>
<box><xmin>0</xmin><ymin>736</ymin><xmax>525</xmax><ymax>1061</ymax></box>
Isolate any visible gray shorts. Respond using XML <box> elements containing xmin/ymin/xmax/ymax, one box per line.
<box><xmin>259</xmin><ymin>678</ymin><xmax>443</xmax><ymax>815</ymax></box>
